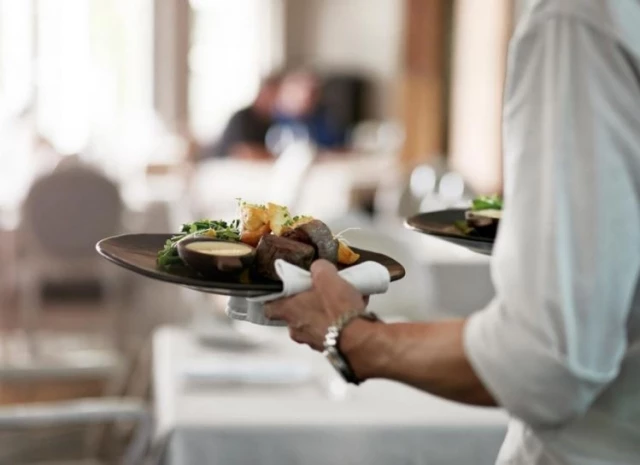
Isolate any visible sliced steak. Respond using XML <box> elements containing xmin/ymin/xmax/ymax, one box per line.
<box><xmin>283</xmin><ymin>219</ymin><xmax>338</xmax><ymax>264</ymax></box>
<box><xmin>255</xmin><ymin>234</ymin><xmax>316</xmax><ymax>281</ymax></box>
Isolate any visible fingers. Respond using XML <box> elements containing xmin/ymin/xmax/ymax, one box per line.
<box><xmin>264</xmin><ymin>290</ymin><xmax>317</xmax><ymax>323</ymax></box>
<box><xmin>264</xmin><ymin>300</ymin><xmax>292</xmax><ymax>322</ymax></box>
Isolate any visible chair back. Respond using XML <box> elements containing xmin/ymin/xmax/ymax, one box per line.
<box><xmin>22</xmin><ymin>166</ymin><xmax>122</xmax><ymax>258</ymax></box>
<box><xmin>267</xmin><ymin>141</ymin><xmax>316</xmax><ymax>211</ymax></box>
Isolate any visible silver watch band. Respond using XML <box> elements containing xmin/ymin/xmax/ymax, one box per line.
<box><xmin>323</xmin><ymin>309</ymin><xmax>379</xmax><ymax>385</ymax></box>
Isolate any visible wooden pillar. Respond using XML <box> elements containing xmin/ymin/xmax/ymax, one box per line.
<box><xmin>398</xmin><ymin>0</ymin><xmax>448</xmax><ymax>168</ymax></box>
<box><xmin>448</xmin><ymin>0</ymin><xmax>513</xmax><ymax>194</ymax></box>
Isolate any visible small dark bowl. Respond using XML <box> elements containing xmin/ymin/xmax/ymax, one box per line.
<box><xmin>177</xmin><ymin>238</ymin><xmax>256</xmax><ymax>279</ymax></box>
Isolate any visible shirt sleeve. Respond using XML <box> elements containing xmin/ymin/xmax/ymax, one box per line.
<box><xmin>463</xmin><ymin>14</ymin><xmax>640</xmax><ymax>429</ymax></box>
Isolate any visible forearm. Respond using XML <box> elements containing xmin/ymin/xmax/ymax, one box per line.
<box><xmin>341</xmin><ymin>319</ymin><xmax>496</xmax><ymax>407</ymax></box>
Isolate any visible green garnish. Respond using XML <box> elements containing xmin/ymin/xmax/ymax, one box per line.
<box><xmin>284</xmin><ymin>215</ymin><xmax>301</xmax><ymax>227</ymax></box>
<box><xmin>471</xmin><ymin>195</ymin><xmax>503</xmax><ymax>211</ymax></box>
<box><xmin>236</xmin><ymin>198</ymin><xmax>266</xmax><ymax>209</ymax></box>
<box><xmin>156</xmin><ymin>219</ymin><xmax>241</xmax><ymax>270</ymax></box>
<box><xmin>453</xmin><ymin>220</ymin><xmax>473</xmax><ymax>235</ymax></box>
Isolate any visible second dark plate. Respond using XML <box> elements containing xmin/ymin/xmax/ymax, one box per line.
<box><xmin>405</xmin><ymin>209</ymin><xmax>494</xmax><ymax>256</ymax></box>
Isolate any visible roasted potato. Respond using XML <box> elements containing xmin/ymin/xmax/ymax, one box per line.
<box><xmin>241</xmin><ymin>224</ymin><xmax>271</xmax><ymax>246</ymax></box>
<box><xmin>267</xmin><ymin>202</ymin><xmax>291</xmax><ymax>236</ymax></box>
<box><xmin>239</xmin><ymin>202</ymin><xmax>271</xmax><ymax>246</ymax></box>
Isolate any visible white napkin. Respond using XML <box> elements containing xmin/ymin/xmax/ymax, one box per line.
<box><xmin>225</xmin><ymin>259</ymin><xmax>391</xmax><ymax>326</ymax></box>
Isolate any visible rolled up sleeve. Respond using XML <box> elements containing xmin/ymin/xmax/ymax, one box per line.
<box><xmin>464</xmin><ymin>14</ymin><xmax>640</xmax><ymax>428</ymax></box>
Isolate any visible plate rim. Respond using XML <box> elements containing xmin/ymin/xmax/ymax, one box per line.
<box><xmin>404</xmin><ymin>209</ymin><xmax>495</xmax><ymax>244</ymax></box>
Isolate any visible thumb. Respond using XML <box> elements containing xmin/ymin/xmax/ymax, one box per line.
<box><xmin>311</xmin><ymin>259</ymin><xmax>360</xmax><ymax>309</ymax></box>
<box><xmin>310</xmin><ymin>259</ymin><xmax>342</xmax><ymax>292</ymax></box>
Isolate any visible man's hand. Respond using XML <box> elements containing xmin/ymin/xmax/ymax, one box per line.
<box><xmin>265</xmin><ymin>260</ymin><xmax>367</xmax><ymax>351</ymax></box>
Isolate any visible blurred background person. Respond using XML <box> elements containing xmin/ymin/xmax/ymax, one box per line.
<box><xmin>273</xmin><ymin>69</ymin><xmax>348</xmax><ymax>152</ymax></box>
<box><xmin>199</xmin><ymin>72</ymin><xmax>282</xmax><ymax>161</ymax></box>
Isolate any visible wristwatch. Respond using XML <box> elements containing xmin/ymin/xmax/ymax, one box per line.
<box><xmin>323</xmin><ymin>309</ymin><xmax>379</xmax><ymax>385</ymax></box>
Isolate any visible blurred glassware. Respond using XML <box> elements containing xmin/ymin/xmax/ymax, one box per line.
<box><xmin>437</xmin><ymin>171</ymin><xmax>466</xmax><ymax>206</ymax></box>
<box><xmin>410</xmin><ymin>164</ymin><xmax>437</xmax><ymax>198</ymax></box>
<box><xmin>350</xmin><ymin>121</ymin><xmax>379</xmax><ymax>152</ymax></box>
<box><xmin>350</xmin><ymin>120</ymin><xmax>405</xmax><ymax>155</ymax></box>
<box><xmin>418</xmin><ymin>194</ymin><xmax>448</xmax><ymax>213</ymax></box>
<box><xmin>265</xmin><ymin>123</ymin><xmax>310</xmax><ymax>156</ymax></box>
<box><xmin>377</xmin><ymin>120</ymin><xmax>405</xmax><ymax>154</ymax></box>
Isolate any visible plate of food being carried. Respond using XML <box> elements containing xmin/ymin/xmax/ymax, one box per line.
<box><xmin>97</xmin><ymin>200</ymin><xmax>406</xmax><ymax>298</ymax></box>
<box><xmin>404</xmin><ymin>195</ymin><xmax>502</xmax><ymax>256</ymax></box>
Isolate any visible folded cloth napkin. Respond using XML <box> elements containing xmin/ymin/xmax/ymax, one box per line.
<box><xmin>225</xmin><ymin>259</ymin><xmax>391</xmax><ymax>326</ymax></box>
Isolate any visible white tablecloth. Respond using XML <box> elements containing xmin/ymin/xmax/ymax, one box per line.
<box><xmin>153</xmin><ymin>327</ymin><xmax>508</xmax><ymax>465</ymax></box>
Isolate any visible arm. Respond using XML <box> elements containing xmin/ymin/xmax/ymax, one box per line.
<box><xmin>341</xmin><ymin>318</ymin><xmax>495</xmax><ymax>407</ymax></box>
<box><xmin>265</xmin><ymin>262</ymin><xmax>495</xmax><ymax>406</ymax></box>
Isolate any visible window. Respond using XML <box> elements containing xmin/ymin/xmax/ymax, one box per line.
<box><xmin>188</xmin><ymin>0</ymin><xmax>280</xmax><ymax>141</ymax></box>
<box><xmin>0</xmin><ymin>0</ymin><xmax>153</xmax><ymax>157</ymax></box>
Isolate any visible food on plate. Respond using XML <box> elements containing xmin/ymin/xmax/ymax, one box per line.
<box><xmin>184</xmin><ymin>241</ymin><xmax>253</xmax><ymax>257</ymax></box>
<box><xmin>239</xmin><ymin>202</ymin><xmax>271</xmax><ymax>246</ymax></box>
<box><xmin>337</xmin><ymin>241</ymin><xmax>360</xmax><ymax>265</ymax></box>
<box><xmin>177</xmin><ymin>238</ymin><xmax>255</xmax><ymax>278</ymax></box>
<box><xmin>454</xmin><ymin>194</ymin><xmax>503</xmax><ymax>238</ymax></box>
<box><xmin>156</xmin><ymin>219</ymin><xmax>240</xmax><ymax>269</ymax></box>
<box><xmin>254</xmin><ymin>234</ymin><xmax>315</xmax><ymax>281</ymax></box>
<box><xmin>282</xmin><ymin>219</ymin><xmax>338</xmax><ymax>264</ymax></box>
<box><xmin>156</xmin><ymin>200</ymin><xmax>363</xmax><ymax>280</ymax></box>
<box><xmin>266</xmin><ymin>202</ymin><xmax>291</xmax><ymax>236</ymax></box>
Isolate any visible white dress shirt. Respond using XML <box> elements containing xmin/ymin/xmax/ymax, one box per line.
<box><xmin>464</xmin><ymin>1</ymin><xmax>640</xmax><ymax>464</ymax></box>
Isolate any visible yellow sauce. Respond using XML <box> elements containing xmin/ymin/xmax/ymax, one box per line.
<box><xmin>186</xmin><ymin>241</ymin><xmax>252</xmax><ymax>257</ymax></box>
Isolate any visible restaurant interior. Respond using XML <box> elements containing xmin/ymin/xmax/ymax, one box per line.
<box><xmin>0</xmin><ymin>0</ymin><xmax>517</xmax><ymax>463</ymax></box>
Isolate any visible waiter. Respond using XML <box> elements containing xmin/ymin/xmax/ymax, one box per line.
<box><xmin>265</xmin><ymin>1</ymin><xmax>640</xmax><ymax>464</ymax></box>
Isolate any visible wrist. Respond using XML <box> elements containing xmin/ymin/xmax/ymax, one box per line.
<box><xmin>339</xmin><ymin>318</ymin><xmax>391</xmax><ymax>382</ymax></box>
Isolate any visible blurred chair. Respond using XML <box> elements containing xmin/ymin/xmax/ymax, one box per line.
<box><xmin>17</xmin><ymin>163</ymin><xmax>126</xmax><ymax>354</ymax></box>
<box><xmin>0</xmin><ymin>339</ymin><xmax>153</xmax><ymax>465</ymax></box>
<box><xmin>267</xmin><ymin>141</ymin><xmax>316</xmax><ymax>211</ymax></box>
<box><xmin>0</xmin><ymin>398</ymin><xmax>150</xmax><ymax>465</ymax></box>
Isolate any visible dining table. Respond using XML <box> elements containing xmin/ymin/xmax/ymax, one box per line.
<box><xmin>153</xmin><ymin>326</ymin><xmax>509</xmax><ymax>465</ymax></box>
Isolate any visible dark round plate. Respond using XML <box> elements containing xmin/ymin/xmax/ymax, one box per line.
<box><xmin>405</xmin><ymin>209</ymin><xmax>494</xmax><ymax>256</ymax></box>
<box><xmin>96</xmin><ymin>234</ymin><xmax>406</xmax><ymax>297</ymax></box>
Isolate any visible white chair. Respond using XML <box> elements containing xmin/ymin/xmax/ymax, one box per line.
<box><xmin>0</xmin><ymin>339</ymin><xmax>154</xmax><ymax>465</ymax></box>
<box><xmin>266</xmin><ymin>141</ymin><xmax>316</xmax><ymax>211</ymax></box>
<box><xmin>0</xmin><ymin>398</ymin><xmax>150</xmax><ymax>465</ymax></box>
<box><xmin>18</xmin><ymin>164</ymin><xmax>126</xmax><ymax>354</ymax></box>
